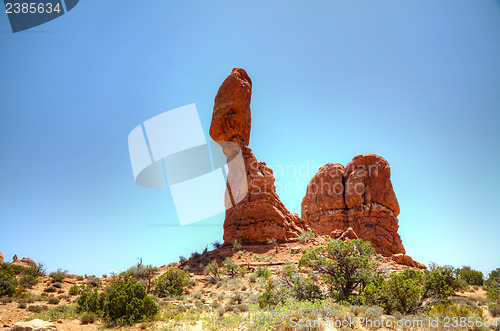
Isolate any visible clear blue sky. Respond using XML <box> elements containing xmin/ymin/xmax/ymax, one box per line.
<box><xmin>1</xmin><ymin>1</ymin><xmax>499</xmax><ymax>277</ymax></box>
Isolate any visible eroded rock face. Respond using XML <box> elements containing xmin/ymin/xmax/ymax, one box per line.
<box><xmin>302</xmin><ymin>154</ymin><xmax>405</xmax><ymax>257</ymax></box>
<box><xmin>210</xmin><ymin>68</ymin><xmax>306</xmax><ymax>243</ymax></box>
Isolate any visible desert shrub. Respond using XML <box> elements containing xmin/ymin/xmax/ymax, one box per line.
<box><xmin>191</xmin><ymin>251</ymin><xmax>201</xmax><ymax>260</ymax></box>
<box><xmin>17</xmin><ymin>299</ymin><xmax>28</xmax><ymax>309</ymax></box>
<box><xmin>223</xmin><ymin>258</ymin><xmax>245</xmax><ymax>278</ymax></box>
<box><xmin>44</xmin><ymin>286</ymin><xmax>57</xmax><ymax>293</ymax></box>
<box><xmin>179</xmin><ymin>255</ymin><xmax>187</xmax><ymax>264</ymax></box>
<box><xmin>152</xmin><ymin>268</ymin><xmax>189</xmax><ymax>297</ymax></box>
<box><xmin>69</xmin><ymin>285</ymin><xmax>82</xmax><ymax>295</ymax></box>
<box><xmin>232</xmin><ymin>239</ymin><xmax>242</xmax><ymax>251</ymax></box>
<box><xmin>258</xmin><ymin>280</ymin><xmax>288</xmax><ymax>308</ymax></box>
<box><xmin>75</xmin><ymin>275</ymin><xmax>84</xmax><ymax>281</ymax></box>
<box><xmin>217</xmin><ymin>305</ymin><xmax>225</xmax><ymax>316</ymax></box>
<box><xmin>48</xmin><ymin>297</ymin><xmax>60</xmax><ymax>305</ymax></box>
<box><xmin>299</xmin><ymin>238</ymin><xmax>376</xmax><ymax>303</ymax></box>
<box><xmin>32</xmin><ymin>304</ymin><xmax>78</xmax><ymax>321</ymax></box>
<box><xmin>458</xmin><ymin>266</ymin><xmax>484</xmax><ymax>286</ymax></box>
<box><xmin>78</xmin><ymin>278</ymin><xmax>157</xmax><ymax>324</ymax></box>
<box><xmin>49</xmin><ymin>269</ymin><xmax>68</xmax><ymax>282</ymax></box>
<box><xmin>183</xmin><ymin>265</ymin><xmax>191</xmax><ymax>273</ymax></box>
<box><xmin>490</xmin><ymin>303</ymin><xmax>500</xmax><ymax>317</ymax></box>
<box><xmin>212</xmin><ymin>241</ymin><xmax>222</xmax><ymax>249</ymax></box>
<box><xmin>422</xmin><ymin>267</ymin><xmax>457</xmax><ymax>303</ymax></box>
<box><xmin>19</xmin><ymin>274</ymin><xmax>37</xmax><ymax>289</ymax></box>
<box><xmin>279</xmin><ymin>264</ymin><xmax>322</xmax><ymax>301</ymax></box>
<box><xmin>0</xmin><ymin>269</ymin><xmax>18</xmax><ymax>297</ymax></box>
<box><xmin>257</xmin><ymin>265</ymin><xmax>321</xmax><ymax>308</ymax></box>
<box><xmin>382</xmin><ymin>268</ymin><xmax>424</xmax><ymax>314</ymax></box>
<box><xmin>0</xmin><ymin>263</ymin><xmax>24</xmax><ymax>275</ymax></box>
<box><xmin>80</xmin><ymin>311</ymin><xmax>97</xmax><ymax>324</ymax></box>
<box><xmin>298</xmin><ymin>230</ymin><xmax>316</xmax><ymax>244</ymax></box>
<box><xmin>249</xmin><ymin>273</ymin><xmax>257</xmax><ymax>283</ymax></box>
<box><xmin>86</xmin><ymin>276</ymin><xmax>101</xmax><ymax>288</ymax></box>
<box><xmin>486</xmin><ymin>268</ymin><xmax>500</xmax><ymax>303</ymax></box>
<box><xmin>52</xmin><ymin>282</ymin><xmax>62</xmax><ymax>288</ymax></box>
<box><xmin>27</xmin><ymin>305</ymin><xmax>47</xmax><ymax>313</ymax></box>
<box><xmin>25</xmin><ymin>263</ymin><xmax>46</xmax><ymax>278</ymax></box>
<box><xmin>255</xmin><ymin>266</ymin><xmax>271</xmax><ymax>279</ymax></box>
<box><xmin>231</xmin><ymin>292</ymin><xmax>244</xmax><ymax>305</ymax></box>
<box><xmin>125</xmin><ymin>259</ymin><xmax>159</xmax><ymax>293</ymax></box>
<box><xmin>204</xmin><ymin>261</ymin><xmax>221</xmax><ymax>284</ymax></box>
<box><xmin>0</xmin><ymin>296</ymin><xmax>12</xmax><ymax>304</ymax></box>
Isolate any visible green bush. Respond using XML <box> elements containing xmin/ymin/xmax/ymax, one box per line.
<box><xmin>299</xmin><ymin>238</ymin><xmax>376</xmax><ymax>303</ymax></box>
<box><xmin>78</xmin><ymin>278</ymin><xmax>158</xmax><ymax>324</ymax></box>
<box><xmin>298</xmin><ymin>231</ymin><xmax>316</xmax><ymax>244</ymax></box>
<box><xmin>0</xmin><ymin>269</ymin><xmax>18</xmax><ymax>297</ymax></box>
<box><xmin>86</xmin><ymin>276</ymin><xmax>101</xmax><ymax>288</ymax></box>
<box><xmin>458</xmin><ymin>266</ymin><xmax>484</xmax><ymax>286</ymax></box>
<box><xmin>204</xmin><ymin>261</ymin><xmax>221</xmax><ymax>284</ymax></box>
<box><xmin>44</xmin><ymin>286</ymin><xmax>57</xmax><ymax>293</ymax></box>
<box><xmin>363</xmin><ymin>266</ymin><xmax>458</xmax><ymax>314</ymax></box>
<box><xmin>486</xmin><ymin>268</ymin><xmax>500</xmax><ymax>303</ymax></box>
<box><xmin>152</xmin><ymin>268</ymin><xmax>189</xmax><ymax>297</ymax></box>
<box><xmin>19</xmin><ymin>274</ymin><xmax>38</xmax><ymax>289</ymax></box>
<box><xmin>125</xmin><ymin>260</ymin><xmax>159</xmax><ymax>293</ymax></box>
<box><xmin>69</xmin><ymin>285</ymin><xmax>82</xmax><ymax>296</ymax></box>
<box><xmin>255</xmin><ymin>266</ymin><xmax>271</xmax><ymax>279</ymax></box>
<box><xmin>80</xmin><ymin>311</ymin><xmax>97</xmax><ymax>324</ymax></box>
<box><xmin>17</xmin><ymin>299</ymin><xmax>28</xmax><ymax>309</ymax></box>
<box><xmin>489</xmin><ymin>303</ymin><xmax>500</xmax><ymax>317</ymax></box>
<box><xmin>222</xmin><ymin>258</ymin><xmax>245</xmax><ymax>278</ymax></box>
<box><xmin>27</xmin><ymin>305</ymin><xmax>47</xmax><ymax>313</ymax></box>
<box><xmin>257</xmin><ymin>264</ymin><xmax>321</xmax><ymax>308</ymax></box>
<box><xmin>49</xmin><ymin>269</ymin><xmax>68</xmax><ymax>282</ymax></box>
<box><xmin>47</xmin><ymin>297</ymin><xmax>60</xmax><ymax>305</ymax></box>
<box><xmin>422</xmin><ymin>266</ymin><xmax>458</xmax><ymax>303</ymax></box>
<box><xmin>212</xmin><ymin>241</ymin><xmax>222</xmax><ymax>249</ymax></box>
<box><xmin>232</xmin><ymin>239</ymin><xmax>242</xmax><ymax>251</ymax></box>
<box><xmin>382</xmin><ymin>268</ymin><xmax>424</xmax><ymax>314</ymax></box>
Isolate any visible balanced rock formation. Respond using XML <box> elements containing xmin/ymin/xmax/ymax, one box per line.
<box><xmin>210</xmin><ymin>68</ymin><xmax>306</xmax><ymax>243</ymax></box>
<box><xmin>302</xmin><ymin>154</ymin><xmax>406</xmax><ymax>258</ymax></box>
<box><xmin>11</xmin><ymin>256</ymin><xmax>36</xmax><ymax>268</ymax></box>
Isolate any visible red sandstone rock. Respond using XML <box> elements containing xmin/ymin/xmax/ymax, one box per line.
<box><xmin>11</xmin><ymin>257</ymin><xmax>36</xmax><ymax>268</ymax></box>
<box><xmin>344</xmin><ymin>154</ymin><xmax>399</xmax><ymax>216</ymax></box>
<box><xmin>0</xmin><ymin>252</ymin><xmax>3</xmax><ymax>264</ymax></box>
<box><xmin>210</xmin><ymin>69</ymin><xmax>306</xmax><ymax>243</ymax></box>
<box><xmin>302</xmin><ymin>155</ymin><xmax>405</xmax><ymax>257</ymax></box>
<box><xmin>209</xmin><ymin>68</ymin><xmax>252</xmax><ymax>147</ymax></box>
<box><xmin>338</xmin><ymin>227</ymin><xmax>358</xmax><ymax>241</ymax></box>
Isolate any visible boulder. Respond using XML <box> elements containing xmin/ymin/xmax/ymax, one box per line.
<box><xmin>209</xmin><ymin>68</ymin><xmax>252</xmax><ymax>147</ymax></box>
<box><xmin>10</xmin><ymin>319</ymin><xmax>60</xmax><ymax>331</ymax></box>
<box><xmin>344</xmin><ymin>154</ymin><xmax>399</xmax><ymax>216</ymax></box>
<box><xmin>302</xmin><ymin>155</ymin><xmax>405</xmax><ymax>257</ymax></box>
<box><xmin>210</xmin><ymin>69</ymin><xmax>307</xmax><ymax>243</ymax></box>
<box><xmin>338</xmin><ymin>227</ymin><xmax>358</xmax><ymax>241</ymax></box>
